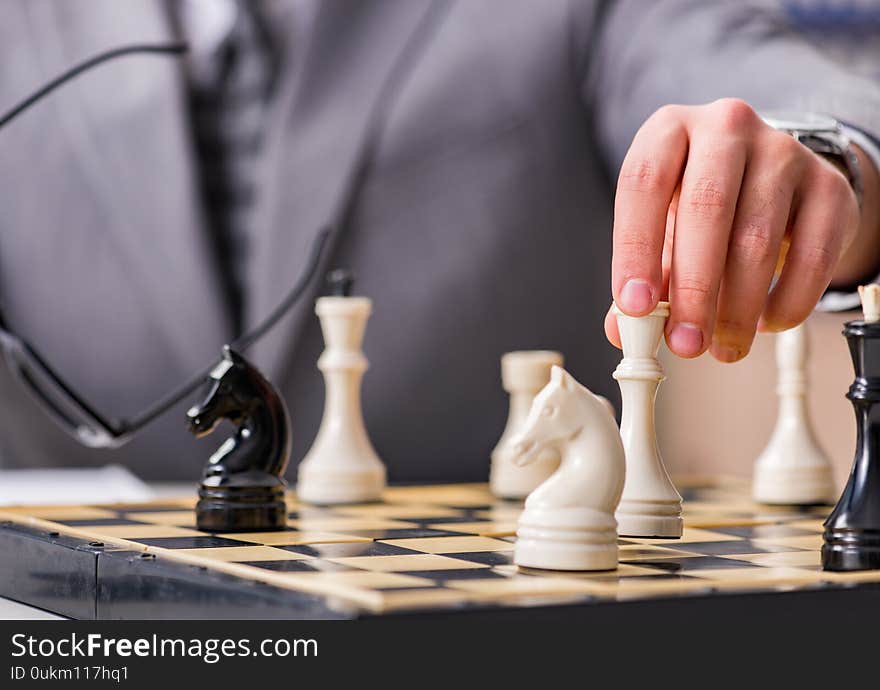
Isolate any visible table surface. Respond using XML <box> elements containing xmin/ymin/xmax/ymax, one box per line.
<box><xmin>0</xmin><ymin>597</ymin><xmax>61</xmax><ymax>620</ymax></box>
<box><xmin>1</xmin><ymin>482</ymin><xmax>192</xmax><ymax>620</ymax></box>
<box><xmin>5</xmin><ymin>477</ymin><xmax>872</xmax><ymax>620</ymax></box>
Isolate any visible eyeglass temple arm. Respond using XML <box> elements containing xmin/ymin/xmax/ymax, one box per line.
<box><xmin>124</xmin><ymin>226</ymin><xmax>332</xmax><ymax>433</ymax></box>
<box><xmin>0</xmin><ymin>42</ymin><xmax>188</xmax><ymax>131</ymax></box>
<box><xmin>17</xmin><ymin>340</ymin><xmax>122</xmax><ymax>433</ymax></box>
<box><xmin>231</xmin><ymin>227</ymin><xmax>332</xmax><ymax>351</ymax></box>
<box><xmin>0</xmin><ymin>41</ymin><xmax>188</xmax><ymax>438</ymax></box>
<box><xmin>0</xmin><ymin>40</ymin><xmax>329</xmax><ymax>439</ymax></box>
<box><xmin>0</xmin><ymin>301</ymin><xmax>121</xmax><ymax>432</ymax></box>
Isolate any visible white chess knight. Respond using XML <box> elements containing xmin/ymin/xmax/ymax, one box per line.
<box><xmin>753</xmin><ymin>320</ymin><xmax>834</xmax><ymax>505</ymax></box>
<box><xmin>613</xmin><ymin>301</ymin><xmax>683</xmax><ymax>538</ymax></box>
<box><xmin>510</xmin><ymin>366</ymin><xmax>625</xmax><ymax>571</ymax></box>
<box><xmin>296</xmin><ymin>294</ymin><xmax>386</xmax><ymax>504</ymax></box>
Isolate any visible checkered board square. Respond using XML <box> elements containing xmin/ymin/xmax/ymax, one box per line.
<box><xmin>1</xmin><ymin>478</ymin><xmax>875</xmax><ymax>615</ymax></box>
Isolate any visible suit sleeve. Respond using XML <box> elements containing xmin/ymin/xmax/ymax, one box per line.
<box><xmin>586</xmin><ymin>0</ymin><xmax>880</xmax><ymax>173</ymax></box>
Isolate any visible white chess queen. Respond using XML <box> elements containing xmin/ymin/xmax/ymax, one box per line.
<box><xmin>510</xmin><ymin>366</ymin><xmax>625</xmax><ymax>571</ymax></box>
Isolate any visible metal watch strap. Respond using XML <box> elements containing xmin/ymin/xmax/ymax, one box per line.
<box><xmin>795</xmin><ymin>130</ymin><xmax>864</xmax><ymax>209</ymax></box>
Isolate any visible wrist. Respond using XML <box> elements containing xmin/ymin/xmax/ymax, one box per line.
<box><xmin>831</xmin><ymin>144</ymin><xmax>880</xmax><ymax>288</ymax></box>
<box><xmin>762</xmin><ymin>112</ymin><xmax>864</xmax><ymax>208</ymax></box>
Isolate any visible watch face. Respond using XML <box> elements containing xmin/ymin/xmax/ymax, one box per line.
<box><xmin>760</xmin><ymin>111</ymin><xmax>838</xmax><ymax>133</ymax></box>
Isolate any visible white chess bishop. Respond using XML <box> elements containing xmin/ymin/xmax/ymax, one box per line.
<box><xmin>613</xmin><ymin>301</ymin><xmax>683</xmax><ymax>538</ymax></box>
<box><xmin>510</xmin><ymin>366</ymin><xmax>625</xmax><ymax>571</ymax></box>
<box><xmin>296</xmin><ymin>280</ymin><xmax>386</xmax><ymax>505</ymax></box>
<box><xmin>753</xmin><ymin>320</ymin><xmax>834</xmax><ymax>505</ymax></box>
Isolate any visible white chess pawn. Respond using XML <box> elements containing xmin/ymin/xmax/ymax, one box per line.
<box><xmin>511</xmin><ymin>367</ymin><xmax>625</xmax><ymax>571</ymax></box>
<box><xmin>296</xmin><ymin>292</ymin><xmax>386</xmax><ymax>504</ymax></box>
<box><xmin>860</xmin><ymin>284</ymin><xmax>880</xmax><ymax>323</ymax></box>
<box><xmin>490</xmin><ymin>351</ymin><xmax>564</xmax><ymax>499</ymax></box>
<box><xmin>612</xmin><ymin>301</ymin><xmax>683</xmax><ymax>538</ymax></box>
<box><xmin>753</xmin><ymin>320</ymin><xmax>834</xmax><ymax>505</ymax></box>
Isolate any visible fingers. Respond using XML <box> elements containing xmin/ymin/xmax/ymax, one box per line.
<box><xmin>660</xmin><ymin>185</ymin><xmax>679</xmax><ymax>301</ymax></box>
<box><xmin>604</xmin><ymin>305</ymin><xmax>621</xmax><ymax>348</ymax></box>
<box><xmin>608</xmin><ymin>98</ymin><xmax>860</xmax><ymax>362</ymax></box>
<box><xmin>763</xmin><ymin>158</ymin><xmax>859</xmax><ymax>330</ymax></box>
<box><xmin>612</xmin><ymin>106</ymin><xmax>688</xmax><ymax>317</ymax></box>
<box><xmin>605</xmin><ymin>186</ymin><xmax>678</xmax><ymax>351</ymax></box>
<box><xmin>710</xmin><ymin>138</ymin><xmax>802</xmax><ymax>361</ymax></box>
<box><xmin>665</xmin><ymin>106</ymin><xmax>749</xmax><ymax>357</ymax></box>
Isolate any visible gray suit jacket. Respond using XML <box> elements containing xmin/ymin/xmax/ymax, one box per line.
<box><xmin>1</xmin><ymin>0</ymin><xmax>878</xmax><ymax>481</ymax></box>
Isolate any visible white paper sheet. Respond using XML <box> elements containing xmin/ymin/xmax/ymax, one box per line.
<box><xmin>0</xmin><ymin>465</ymin><xmax>155</xmax><ymax>505</ymax></box>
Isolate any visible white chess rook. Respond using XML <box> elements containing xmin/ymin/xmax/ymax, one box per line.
<box><xmin>297</xmin><ymin>296</ymin><xmax>386</xmax><ymax>504</ymax></box>
<box><xmin>613</xmin><ymin>301</ymin><xmax>682</xmax><ymax>538</ymax></box>
<box><xmin>753</xmin><ymin>321</ymin><xmax>834</xmax><ymax>505</ymax></box>
<box><xmin>490</xmin><ymin>351</ymin><xmax>564</xmax><ymax>499</ymax></box>
<box><xmin>511</xmin><ymin>367</ymin><xmax>625</xmax><ymax>571</ymax></box>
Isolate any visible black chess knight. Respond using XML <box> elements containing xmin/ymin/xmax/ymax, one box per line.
<box><xmin>187</xmin><ymin>346</ymin><xmax>292</xmax><ymax>532</ymax></box>
<box><xmin>823</xmin><ymin>294</ymin><xmax>880</xmax><ymax>571</ymax></box>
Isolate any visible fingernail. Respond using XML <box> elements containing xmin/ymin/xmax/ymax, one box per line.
<box><xmin>712</xmin><ymin>345</ymin><xmax>741</xmax><ymax>363</ymax></box>
<box><xmin>619</xmin><ymin>279</ymin><xmax>654</xmax><ymax>314</ymax></box>
<box><xmin>667</xmin><ymin>323</ymin><xmax>703</xmax><ymax>357</ymax></box>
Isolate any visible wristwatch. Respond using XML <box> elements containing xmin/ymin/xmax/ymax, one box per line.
<box><xmin>761</xmin><ymin>112</ymin><xmax>863</xmax><ymax>209</ymax></box>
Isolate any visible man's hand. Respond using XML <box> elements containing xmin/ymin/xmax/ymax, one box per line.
<box><xmin>605</xmin><ymin>98</ymin><xmax>880</xmax><ymax>362</ymax></box>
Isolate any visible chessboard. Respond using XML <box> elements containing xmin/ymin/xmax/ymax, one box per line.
<box><xmin>1</xmin><ymin>477</ymin><xmax>878</xmax><ymax>620</ymax></box>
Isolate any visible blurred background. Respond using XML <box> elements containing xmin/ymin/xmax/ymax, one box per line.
<box><xmin>660</xmin><ymin>311</ymin><xmax>854</xmax><ymax>493</ymax></box>
<box><xmin>0</xmin><ymin>0</ymin><xmax>878</xmax><ymax>498</ymax></box>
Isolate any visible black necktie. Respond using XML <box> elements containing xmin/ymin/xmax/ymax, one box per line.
<box><xmin>187</xmin><ymin>1</ymin><xmax>277</xmax><ymax>335</ymax></box>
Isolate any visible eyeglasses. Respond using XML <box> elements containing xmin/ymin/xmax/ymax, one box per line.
<box><xmin>0</xmin><ymin>42</ymin><xmax>331</xmax><ymax>448</ymax></box>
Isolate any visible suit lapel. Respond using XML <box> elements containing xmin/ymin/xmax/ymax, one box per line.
<box><xmin>247</xmin><ymin>0</ymin><xmax>452</xmax><ymax>376</ymax></box>
<box><xmin>26</xmin><ymin>0</ymin><xmax>230</xmax><ymax>369</ymax></box>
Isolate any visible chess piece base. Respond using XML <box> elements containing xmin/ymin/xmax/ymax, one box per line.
<box><xmin>616</xmin><ymin>499</ymin><xmax>683</xmax><ymax>538</ymax></box>
<box><xmin>197</xmin><ymin>483</ymin><xmax>287</xmax><ymax>533</ymax></box>
<box><xmin>822</xmin><ymin>529</ymin><xmax>880</xmax><ymax>571</ymax></box>
<box><xmin>297</xmin><ymin>465</ymin><xmax>385</xmax><ymax>505</ymax></box>
<box><xmin>514</xmin><ymin>506</ymin><xmax>618</xmax><ymax>571</ymax></box>
<box><xmin>753</xmin><ymin>464</ymin><xmax>834</xmax><ymax>505</ymax></box>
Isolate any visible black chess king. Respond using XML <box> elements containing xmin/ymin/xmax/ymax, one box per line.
<box><xmin>823</xmin><ymin>301</ymin><xmax>880</xmax><ymax>571</ymax></box>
